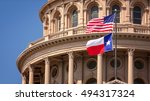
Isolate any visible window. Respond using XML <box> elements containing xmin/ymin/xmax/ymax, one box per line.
<box><xmin>112</xmin><ymin>5</ymin><xmax>120</xmax><ymax>23</ymax></box>
<box><xmin>54</xmin><ymin>12</ymin><xmax>61</xmax><ymax>32</ymax></box>
<box><xmin>87</xmin><ymin>59</ymin><xmax>97</xmax><ymax>70</ymax></box>
<box><xmin>57</xmin><ymin>16</ymin><xmax>61</xmax><ymax>31</ymax></box>
<box><xmin>51</xmin><ymin>65</ymin><xmax>58</xmax><ymax>78</ymax></box>
<box><xmin>86</xmin><ymin>78</ymin><xmax>97</xmax><ymax>84</ymax></box>
<box><xmin>134</xmin><ymin>78</ymin><xmax>145</xmax><ymax>84</ymax></box>
<box><xmin>134</xmin><ymin>59</ymin><xmax>144</xmax><ymax>69</ymax></box>
<box><xmin>109</xmin><ymin>77</ymin><xmax>121</xmax><ymax>81</ymax></box>
<box><xmin>109</xmin><ymin>58</ymin><xmax>122</xmax><ymax>68</ymax></box>
<box><xmin>90</xmin><ymin>6</ymin><xmax>98</xmax><ymax>20</ymax></box>
<box><xmin>133</xmin><ymin>6</ymin><xmax>141</xmax><ymax>24</ymax></box>
<box><xmin>72</xmin><ymin>10</ymin><xmax>78</xmax><ymax>27</ymax></box>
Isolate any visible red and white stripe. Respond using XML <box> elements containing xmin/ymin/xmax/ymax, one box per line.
<box><xmin>86</xmin><ymin>36</ymin><xmax>105</xmax><ymax>56</ymax></box>
<box><xmin>86</xmin><ymin>18</ymin><xmax>113</xmax><ymax>33</ymax></box>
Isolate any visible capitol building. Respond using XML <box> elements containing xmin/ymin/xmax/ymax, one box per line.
<box><xmin>17</xmin><ymin>0</ymin><xmax>150</xmax><ymax>84</ymax></box>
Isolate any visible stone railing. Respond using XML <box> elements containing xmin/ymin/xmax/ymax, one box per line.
<box><xmin>30</xmin><ymin>24</ymin><xmax>150</xmax><ymax>46</ymax></box>
<box><xmin>134</xmin><ymin>25</ymin><xmax>150</xmax><ymax>34</ymax></box>
<box><xmin>29</xmin><ymin>37</ymin><xmax>45</xmax><ymax>47</ymax></box>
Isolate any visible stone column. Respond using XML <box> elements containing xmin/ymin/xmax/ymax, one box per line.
<box><xmin>29</xmin><ymin>65</ymin><xmax>34</xmax><ymax>84</ymax></box>
<box><xmin>128</xmin><ymin>49</ymin><xmax>135</xmax><ymax>84</ymax></box>
<box><xmin>148</xmin><ymin>2</ymin><xmax>150</xmax><ymax>26</ymax></box>
<box><xmin>103</xmin><ymin>55</ymin><xmax>106</xmax><ymax>83</ymax></box>
<box><xmin>97</xmin><ymin>54</ymin><xmax>103</xmax><ymax>84</ymax></box>
<box><xmin>148</xmin><ymin>56</ymin><xmax>150</xmax><ymax>83</ymax></box>
<box><xmin>22</xmin><ymin>74</ymin><xmax>26</xmax><ymax>84</ymax></box>
<box><xmin>68</xmin><ymin>52</ymin><xmax>74</xmax><ymax>84</ymax></box>
<box><xmin>45</xmin><ymin>57</ymin><xmax>50</xmax><ymax>84</ymax></box>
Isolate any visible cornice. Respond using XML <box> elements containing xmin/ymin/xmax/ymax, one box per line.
<box><xmin>17</xmin><ymin>32</ymin><xmax>150</xmax><ymax>72</ymax></box>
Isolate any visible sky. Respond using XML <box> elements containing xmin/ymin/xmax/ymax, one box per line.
<box><xmin>0</xmin><ymin>0</ymin><xmax>47</xmax><ymax>84</ymax></box>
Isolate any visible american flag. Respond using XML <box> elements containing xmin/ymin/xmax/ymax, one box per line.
<box><xmin>86</xmin><ymin>13</ymin><xmax>116</xmax><ymax>33</ymax></box>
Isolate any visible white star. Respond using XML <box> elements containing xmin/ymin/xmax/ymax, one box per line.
<box><xmin>106</xmin><ymin>40</ymin><xmax>111</xmax><ymax>46</ymax></box>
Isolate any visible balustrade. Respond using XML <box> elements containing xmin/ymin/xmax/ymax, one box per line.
<box><xmin>30</xmin><ymin>24</ymin><xmax>150</xmax><ymax>46</ymax></box>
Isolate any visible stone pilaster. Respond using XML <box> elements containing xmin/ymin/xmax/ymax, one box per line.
<box><xmin>64</xmin><ymin>13</ymin><xmax>68</xmax><ymax>29</ymax></box>
<box><xmin>130</xmin><ymin>7</ymin><xmax>133</xmax><ymax>23</ymax></box>
<box><xmin>61</xmin><ymin>5</ymin><xmax>65</xmax><ymax>31</ymax></box>
<box><xmin>29</xmin><ymin>65</ymin><xmax>34</xmax><ymax>84</ymax></box>
<box><xmin>68</xmin><ymin>52</ymin><xmax>74</xmax><ymax>84</ymax></box>
<box><xmin>125</xmin><ymin>0</ymin><xmax>130</xmax><ymax>23</ymax></box>
<box><xmin>48</xmin><ymin>12</ymin><xmax>51</xmax><ymax>35</ymax></box>
<box><xmin>102</xmin><ymin>0</ymin><xmax>106</xmax><ymax>16</ymax></box>
<box><xmin>128</xmin><ymin>49</ymin><xmax>135</xmax><ymax>84</ymax></box>
<box><xmin>79</xmin><ymin>0</ymin><xmax>84</xmax><ymax>26</ymax></box>
<box><xmin>97</xmin><ymin>54</ymin><xmax>103</xmax><ymax>84</ymax></box>
<box><xmin>106</xmin><ymin>6</ymin><xmax>110</xmax><ymax>15</ymax></box>
<box><xmin>83</xmin><ymin>9</ymin><xmax>87</xmax><ymax>25</ymax></box>
<box><xmin>45</xmin><ymin>57</ymin><xmax>50</xmax><ymax>84</ymax></box>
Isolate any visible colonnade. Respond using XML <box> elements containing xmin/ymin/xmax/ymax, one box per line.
<box><xmin>22</xmin><ymin>49</ymin><xmax>135</xmax><ymax>84</ymax></box>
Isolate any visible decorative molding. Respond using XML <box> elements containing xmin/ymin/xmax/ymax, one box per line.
<box><xmin>128</xmin><ymin>48</ymin><xmax>135</xmax><ymax>56</ymax></box>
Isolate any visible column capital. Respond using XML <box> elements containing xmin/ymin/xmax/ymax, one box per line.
<box><xmin>22</xmin><ymin>73</ymin><xmax>26</xmax><ymax>78</ymax></box>
<box><xmin>44</xmin><ymin>57</ymin><xmax>50</xmax><ymax>64</ymax></box>
<box><xmin>128</xmin><ymin>48</ymin><xmax>135</xmax><ymax>56</ymax></box>
<box><xmin>29</xmin><ymin>64</ymin><xmax>34</xmax><ymax>72</ymax></box>
<box><xmin>22</xmin><ymin>74</ymin><xmax>26</xmax><ymax>84</ymax></box>
<box><xmin>98</xmin><ymin>54</ymin><xmax>103</xmax><ymax>57</ymax></box>
<box><xmin>67</xmin><ymin>52</ymin><xmax>74</xmax><ymax>59</ymax></box>
<box><xmin>106</xmin><ymin>6</ymin><xmax>110</xmax><ymax>9</ymax></box>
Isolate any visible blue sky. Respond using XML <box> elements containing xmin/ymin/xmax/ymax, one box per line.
<box><xmin>0</xmin><ymin>0</ymin><xmax>47</xmax><ymax>84</ymax></box>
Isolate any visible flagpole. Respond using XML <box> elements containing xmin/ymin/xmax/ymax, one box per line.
<box><xmin>114</xmin><ymin>9</ymin><xmax>117</xmax><ymax>80</ymax></box>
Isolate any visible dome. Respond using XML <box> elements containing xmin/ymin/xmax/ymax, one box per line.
<box><xmin>17</xmin><ymin>0</ymin><xmax>150</xmax><ymax>84</ymax></box>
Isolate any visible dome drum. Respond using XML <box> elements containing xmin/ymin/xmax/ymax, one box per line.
<box><xmin>17</xmin><ymin>0</ymin><xmax>150</xmax><ymax>84</ymax></box>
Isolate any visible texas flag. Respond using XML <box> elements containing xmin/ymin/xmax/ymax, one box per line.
<box><xmin>86</xmin><ymin>33</ymin><xmax>113</xmax><ymax>56</ymax></box>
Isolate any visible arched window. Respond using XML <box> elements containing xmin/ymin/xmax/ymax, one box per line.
<box><xmin>90</xmin><ymin>6</ymin><xmax>99</xmax><ymax>20</ymax></box>
<box><xmin>57</xmin><ymin>16</ymin><xmax>61</xmax><ymax>31</ymax></box>
<box><xmin>72</xmin><ymin>10</ymin><xmax>78</xmax><ymax>27</ymax></box>
<box><xmin>112</xmin><ymin>5</ymin><xmax>120</xmax><ymax>23</ymax></box>
<box><xmin>54</xmin><ymin>12</ymin><xmax>61</xmax><ymax>32</ymax></box>
<box><xmin>134</xmin><ymin>78</ymin><xmax>145</xmax><ymax>84</ymax></box>
<box><xmin>109</xmin><ymin>77</ymin><xmax>121</xmax><ymax>81</ymax></box>
<box><xmin>86</xmin><ymin>78</ymin><xmax>97</xmax><ymax>84</ymax></box>
<box><xmin>133</xmin><ymin>6</ymin><xmax>141</xmax><ymax>24</ymax></box>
